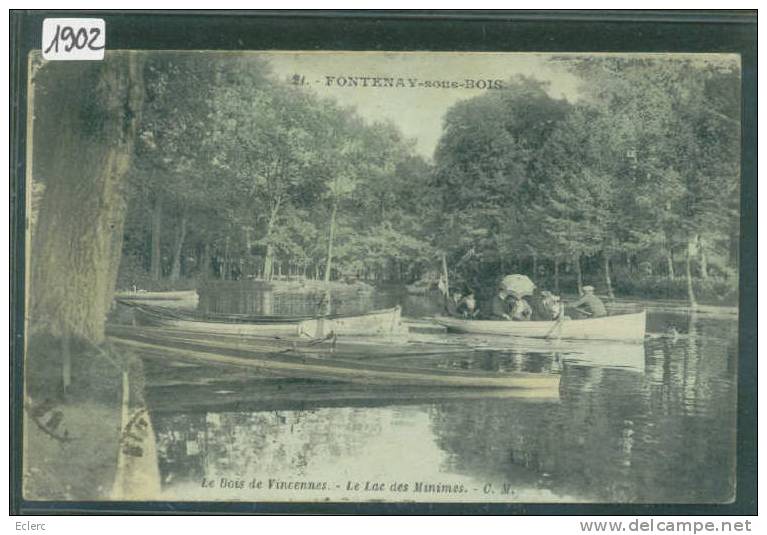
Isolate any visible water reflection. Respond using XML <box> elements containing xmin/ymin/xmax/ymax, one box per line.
<box><xmin>147</xmin><ymin>293</ymin><xmax>737</xmax><ymax>503</ymax></box>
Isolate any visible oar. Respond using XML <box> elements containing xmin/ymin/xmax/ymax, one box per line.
<box><xmin>544</xmin><ymin>300</ymin><xmax>566</xmax><ymax>340</ymax></box>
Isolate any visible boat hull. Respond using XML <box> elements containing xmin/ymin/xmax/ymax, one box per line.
<box><xmin>114</xmin><ymin>290</ymin><xmax>199</xmax><ymax>311</ymax></box>
<box><xmin>108</xmin><ymin>333</ymin><xmax>560</xmax><ymax>392</ymax></box>
<box><xmin>106</xmin><ymin>324</ymin><xmax>467</xmax><ymax>359</ymax></box>
<box><xmin>298</xmin><ymin>306</ymin><xmax>405</xmax><ymax>338</ymax></box>
<box><xmin>114</xmin><ymin>290</ymin><xmax>199</xmax><ymax>301</ymax></box>
<box><xmin>130</xmin><ymin>303</ymin><xmax>405</xmax><ymax>338</ymax></box>
<box><xmin>434</xmin><ymin>311</ymin><xmax>646</xmax><ymax>342</ymax></box>
<box><xmin>135</xmin><ymin>309</ymin><xmax>300</xmax><ymax>336</ymax></box>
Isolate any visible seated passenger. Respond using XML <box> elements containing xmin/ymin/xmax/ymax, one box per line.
<box><xmin>525</xmin><ymin>288</ymin><xmax>552</xmax><ymax>321</ymax></box>
<box><xmin>444</xmin><ymin>289</ymin><xmax>464</xmax><ymax>318</ymax></box>
<box><xmin>457</xmin><ymin>290</ymin><xmax>479</xmax><ymax>318</ymax></box>
<box><xmin>525</xmin><ymin>288</ymin><xmax>562</xmax><ymax>320</ymax></box>
<box><xmin>509</xmin><ymin>293</ymin><xmax>532</xmax><ymax>321</ymax></box>
<box><xmin>541</xmin><ymin>291</ymin><xmax>562</xmax><ymax>319</ymax></box>
<box><xmin>488</xmin><ymin>287</ymin><xmax>512</xmax><ymax>320</ymax></box>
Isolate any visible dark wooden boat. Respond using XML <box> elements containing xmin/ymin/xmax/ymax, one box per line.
<box><xmin>107</xmin><ymin>324</ymin><xmax>465</xmax><ymax>359</ymax></box>
<box><xmin>107</xmin><ymin>325</ymin><xmax>560</xmax><ymax>392</ymax></box>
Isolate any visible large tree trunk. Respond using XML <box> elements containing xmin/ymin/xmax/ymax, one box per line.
<box><xmin>169</xmin><ymin>209</ymin><xmax>187</xmax><ymax>281</ymax></box>
<box><xmin>685</xmin><ymin>237</ymin><xmax>698</xmax><ymax>307</ymax></box>
<box><xmin>573</xmin><ymin>253</ymin><xmax>583</xmax><ymax>295</ymax></box>
<box><xmin>324</xmin><ymin>201</ymin><xmax>338</xmax><ymax>284</ymax></box>
<box><xmin>29</xmin><ymin>52</ymin><xmax>145</xmax><ymax>345</ymax></box>
<box><xmin>149</xmin><ymin>194</ymin><xmax>163</xmax><ymax>281</ymax></box>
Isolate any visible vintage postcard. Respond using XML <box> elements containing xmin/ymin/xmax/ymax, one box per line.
<box><xmin>21</xmin><ymin>48</ymin><xmax>743</xmax><ymax>506</ymax></box>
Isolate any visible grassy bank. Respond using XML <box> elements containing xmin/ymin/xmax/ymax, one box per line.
<box><xmin>23</xmin><ymin>334</ymin><xmax>146</xmax><ymax>500</ymax></box>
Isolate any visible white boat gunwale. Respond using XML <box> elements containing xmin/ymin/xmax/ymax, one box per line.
<box><xmin>434</xmin><ymin>310</ymin><xmax>646</xmax><ymax>343</ymax></box>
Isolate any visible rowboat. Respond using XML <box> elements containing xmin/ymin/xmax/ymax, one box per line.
<box><xmin>434</xmin><ymin>311</ymin><xmax>646</xmax><ymax>343</ymax></box>
<box><xmin>118</xmin><ymin>300</ymin><xmax>318</xmax><ymax>323</ymax></box>
<box><xmin>114</xmin><ymin>290</ymin><xmax>199</xmax><ymax>311</ymax></box>
<box><xmin>108</xmin><ymin>328</ymin><xmax>561</xmax><ymax>392</ymax></box>
<box><xmin>106</xmin><ymin>324</ymin><xmax>467</xmax><ymax>359</ymax></box>
<box><xmin>114</xmin><ymin>290</ymin><xmax>199</xmax><ymax>302</ymax></box>
<box><xmin>145</xmin><ymin>378</ymin><xmax>561</xmax><ymax>413</ymax></box>
<box><xmin>124</xmin><ymin>301</ymin><xmax>405</xmax><ymax>337</ymax></box>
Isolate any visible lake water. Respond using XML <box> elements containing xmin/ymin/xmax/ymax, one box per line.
<box><xmin>143</xmin><ymin>286</ymin><xmax>738</xmax><ymax>503</ymax></box>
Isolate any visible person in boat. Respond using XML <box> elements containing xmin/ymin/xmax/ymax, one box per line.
<box><xmin>542</xmin><ymin>291</ymin><xmax>563</xmax><ymax>319</ymax></box>
<box><xmin>444</xmin><ymin>289</ymin><xmax>464</xmax><ymax>317</ymax></box>
<box><xmin>508</xmin><ymin>292</ymin><xmax>533</xmax><ymax>321</ymax></box>
<box><xmin>568</xmin><ymin>285</ymin><xmax>607</xmax><ymax>319</ymax></box>
<box><xmin>446</xmin><ymin>288</ymin><xmax>480</xmax><ymax>318</ymax></box>
<box><xmin>457</xmin><ymin>290</ymin><xmax>479</xmax><ymax>318</ymax></box>
<box><xmin>489</xmin><ymin>286</ymin><xmax>512</xmax><ymax>320</ymax></box>
<box><xmin>525</xmin><ymin>287</ymin><xmax>558</xmax><ymax>321</ymax></box>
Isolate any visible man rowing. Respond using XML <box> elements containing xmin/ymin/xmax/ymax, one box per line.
<box><xmin>568</xmin><ymin>285</ymin><xmax>607</xmax><ymax>319</ymax></box>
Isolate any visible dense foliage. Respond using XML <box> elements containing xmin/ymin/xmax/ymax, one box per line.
<box><xmin>115</xmin><ymin>53</ymin><xmax>740</xmax><ymax>305</ymax></box>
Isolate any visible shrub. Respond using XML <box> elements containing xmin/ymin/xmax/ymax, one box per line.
<box><xmin>611</xmin><ymin>276</ymin><xmax>737</xmax><ymax>305</ymax></box>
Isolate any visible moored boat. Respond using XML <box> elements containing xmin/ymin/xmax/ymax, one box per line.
<box><xmin>127</xmin><ymin>303</ymin><xmax>299</xmax><ymax>335</ymax></box>
<box><xmin>434</xmin><ymin>311</ymin><xmax>646</xmax><ymax>342</ymax></box>
<box><xmin>114</xmin><ymin>289</ymin><xmax>199</xmax><ymax>301</ymax></box>
<box><xmin>108</xmin><ymin>330</ymin><xmax>561</xmax><ymax>392</ymax></box>
<box><xmin>114</xmin><ymin>290</ymin><xmax>200</xmax><ymax>311</ymax></box>
<box><xmin>124</xmin><ymin>301</ymin><xmax>405</xmax><ymax>337</ymax></box>
<box><xmin>106</xmin><ymin>324</ymin><xmax>465</xmax><ymax>359</ymax></box>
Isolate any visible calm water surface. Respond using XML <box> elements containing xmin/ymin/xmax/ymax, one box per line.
<box><xmin>144</xmin><ymin>286</ymin><xmax>738</xmax><ymax>503</ymax></box>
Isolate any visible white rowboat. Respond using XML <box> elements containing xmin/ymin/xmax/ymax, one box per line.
<box><xmin>434</xmin><ymin>311</ymin><xmax>646</xmax><ymax>343</ymax></box>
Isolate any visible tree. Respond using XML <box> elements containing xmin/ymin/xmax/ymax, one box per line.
<box><xmin>563</xmin><ymin>56</ymin><xmax>740</xmax><ymax>305</ymax></box>
<box><xmin>30</xmin><ymin>52</ymin><xmax>145</xmax><ymax>345</ymax></box>
<box><xmin>207</xmin><ymin>80</ymin><xmax>330</xmax><ymax>281</ymax></box>
<box><xmin>128</xmin><ymin>53</ymin><xmax>271</xmax><ymax>282</ymax></box>
<box><xmin>432</xmin><ymin>77</ymin><xmax>571</xmax><ymax>291</ymax></box>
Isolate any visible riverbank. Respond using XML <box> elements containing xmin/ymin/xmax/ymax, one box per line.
<box><xmin>23</xmin><ymin>335</ymin><xmax>153</xmax><ymax>500</ymax></box>
<box><xmin>606</xmin><ymin>296</ymin><xmax>738</xmax><ymax>317</ymax></box>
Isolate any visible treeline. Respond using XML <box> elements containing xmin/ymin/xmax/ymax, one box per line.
<box><xmin>116</xmin><ymin>53</ymin><xmax>739</xmax><ymax>305</ymax></box>
<box><xmin>119</xmin><ymin>52</ymin><xmax>435</xmax><ymax>289</ymax></box>
<box><xmin>431</xmin><ymin>57</ymin><xmax>740</xmax><ymax>305</ymax></box>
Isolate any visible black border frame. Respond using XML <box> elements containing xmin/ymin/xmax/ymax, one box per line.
<box><xmin>9</xmin><ymin>9</ymin><xmax>757</xmax><ymax>515</ymax></box>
